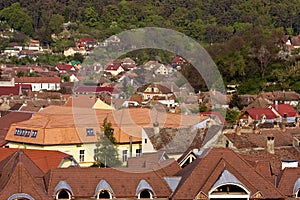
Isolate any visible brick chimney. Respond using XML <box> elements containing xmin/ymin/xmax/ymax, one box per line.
<box><xmin>267</xmin><ymin>135</ymin><xmax>275</xmax><ymax>154</ymax></box>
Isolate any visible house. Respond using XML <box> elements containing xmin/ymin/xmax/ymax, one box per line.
<box><xmin>63</xmin><ymin>47</ymin><xmax>86</xmax><ymax>57</ymax></box>
<box><xmin>171</xmin><ymin>55</ymin><xmax>186</xmax><ymax>69</ymax></box>
<box><xmin>77</xmin><ymin>37</ymin><xmax>96</xmax><ymax>49</ymax></box>
<box><xmin>153</xmin><ymin>63</ymin><xmax>169</xmax><ymax>75</ymax></box>
<box><xmin>260</xmin><ymin>91</ymin><xmax>300</xmax><ymax>107</ymax></box>
<box><xmin>55</xmin><ymin>64</ymin><xmax>76</xmax><ymax>73</ymax></box>
<box><xmin>15</xmin><ymin>77</ymin><xmax>61</xmax><ymax>91</ymax></box>
<box><xmin>25</xmin><ymin>39</ymin><xmax>43</xmax><ymax>52</ymax></box>
<box><xmin>137</xmin><ymin>83</ymin><xmax>174</xmax><ymax>101</ymax></box>
<box><xmin>104</xmin><ymin>63</ymin><xmax>125</xmax><ymax>76</ymax></box>
<box><xmin>198</xmin><ymin>89</ymin><xmax>229</xmax><ymax>110</ymax></box>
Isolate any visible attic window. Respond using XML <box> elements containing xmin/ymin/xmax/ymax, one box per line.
<box><xmin>138</xmin><ymin>190</ymin><xmax>153</xmax><ymax>199</ymax></box>
<box><xmin>25</xmin><ymin>130</ymin><xmax>31</xmax><ymax>137</ymax></box>
<box><xmin>14</xmin><ymin>128</ymin><xmax>20</xmax><ymax>136</ymax></box>
<box><xmin>31</xmin><ymin>130</ymin><xmax>38</xmax><ymax>138</ymax></box>
<box><xmin>20</xmin><ymin>129</ymin><xmax>25</xmax><ymax>136</ymax></box>
<box><xmin>86</xmin><ymin>128</ymin><xmax>95</xmax><ymax>136</ymax></box>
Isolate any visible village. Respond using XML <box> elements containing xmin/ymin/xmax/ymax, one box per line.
<box><xmin>1</xmin><ymin>33</ymin><xmax>300</xmax><ymax>200</ymax></box>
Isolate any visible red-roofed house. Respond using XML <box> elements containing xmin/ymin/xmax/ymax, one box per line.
<box><xmin>0</xmin><ymin>84</ymin><xmax>31</xmax><ymax>96</ymax></box>
<box><xmin>239</xmin><ymin>108</ymin><xmax>278</xmax><ymax>125</ymax></box>
<box><xmin>104</xmin><ymin>64</ymin><xmax>124</xmax><ymax>76</ymax></box>
<box><xmin>15</xmin><ymin>77</ymin><xmax>61</xmax><ymax>91</ymax></box>
<box><xmin>269</xmin><ymin>103</ymin><xmax>299</xmax><ymax>123</ymax></box>
<box><xmin>55</xmin><ymin>64</ymin><xmax>75</xmax><ymax>73</ymax></box>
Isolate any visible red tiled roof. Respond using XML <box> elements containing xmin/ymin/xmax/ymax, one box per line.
<box><xmin>245</xmin><ymin>108</ymin><xmax>277</xmax><ymax>119</ymax></box>
<box><xmin>278</xmin><ymin>167</ymin><xmax>300</xmax><ymax>197</ymax></box>
<box><xmin>15</xmin><ymin>77</ymin><xmax>61</xmax><ymax>83</ymax></box>
<box><xmin>56</xmin><ymin>64</ymin><xmax>73</xmax><ymax>71</ymax></box>
<box><xmin>79</xmin><ymin>37</ymin><xmax>95</xmax><ymax>43</ymax></box>
<box><xmin>200</xmin><ymin>111</ymin><xmax>228</xmax><ymax>124</ymax></box>
<box><xmin>105</xmin><ymin>64</ymin><xmax>123</xmax><ymax>71</ymax></box>
<box><xmin>271</xmin><ymin>104</ymin><xmax>298</xmax><ymax>117</ymax></box>
<box><xmin>0</xmin><ymin>84</ymin><xmax>31</xmax><ymax>96</ymax></box>
<box><xmin>0</xmin><ymin>148</ymin><xmax>70</xmax><ymax>173</ymax></box>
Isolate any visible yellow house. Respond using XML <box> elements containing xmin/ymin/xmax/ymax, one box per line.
<box><xmin>5</xmin><ymin>96</ymin><xmax>208</xmax><ymax>167</ymax></box>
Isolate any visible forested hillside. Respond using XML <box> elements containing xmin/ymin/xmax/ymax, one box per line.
<box><xmin>0</xmin><ymin>0</ymin><xmax>300</xmax><ymax>94</ymax></box>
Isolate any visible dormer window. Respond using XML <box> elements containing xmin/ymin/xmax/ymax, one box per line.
<box><xmin>86</xmin><ymin>128</ymin><xmax>95</xmax><ymax>136</ymax></box>
<box><xmin>97</xmin><ymin>190</ymin><xmax>112</xmax><ymax>199</ymax></box>
<box><xmin>31</xmin><ymin>130</ymin><xmax>38</xmax><ymax>138</ymax></box>
<box><xmin>56</xmin><ymin>189</ymin><xmax>71</xmax><ymax>200</ymax></box>
<box><xmin>138</xmin><ymin>189</ymin><xmax>153</xmax><ymax>199</ymax></box>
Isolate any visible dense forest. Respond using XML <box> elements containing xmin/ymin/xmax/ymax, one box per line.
<box><xmin>0</xmin><ymin>0</ymin><xmax>300</xmax><ymax>94</ymax></box>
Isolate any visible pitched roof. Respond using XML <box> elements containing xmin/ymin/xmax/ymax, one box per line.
<box><xmin>56</xmin><ymin>64</ymin><xmax>74</xmax><ymax>71</ymax></box>
<box><xmin>0</xmin><ymin>148</ymin><xmax>71</xmax><ymax>173</ymax></box>
<box><xmin>15</xmin><ymin>77</ymin><xmax>61</xmax><ymax>83</ymax></box>
<box><xmin>0</xmin><ymin>111</ymin><xmax>32</xmax><ymax>146</ymax></box>
<box><xmin>245</xmin><ymin>108</ymin><xmax>277</xmax><ymax>119</ymax></box>
<box><xmin>0</xmin><ymin>150</ymin><xmax>51</xmax><ymax>199</ymax></box>
<box><xmin>278</xmin><ymin>167</ymin><xmax>300</xmax><ymax>197</ymax></box>
<box><xmin>270</xmin><ymin>104</ymin><xmax>298</xmax><ymax>117</ymax></box>
<box><xmin>5</xmin><ymin>105</ymin><xmax>208</xmax><ymax>145</ymax></box>
<box><xmin>45</xmin><ymin>167</ymin><xmax>172</xmax><ymax>198</ymax></box>
<box><xmin>0</xmin><ymin>84</ymin><xmax>31</xmax><ymax>96</ymax></box>
<box><xmin>172</xmin><ymin>148</ymin><xmax>284</xmax><ymax>199</ymax></box>
<box><xmin>74</xmin><ymin>86</ymin><xmax>115</xmax><ymax>93</ymax></box>
<box><xmin>224</xmin><ymin>127</ymin><xmax>299</xmax><ymax>149</ymax></box>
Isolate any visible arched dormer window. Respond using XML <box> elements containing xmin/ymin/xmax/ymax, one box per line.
<box><xmin>293</xmin><ymin>178</ymin><xmax>300</xmax><ymax>197</ymax></box>
<box><xmin>56</xmin><ymin>189</ymin><xmax>71</xmax><ymax>200</ymax></box>
<box><xmin>95</xmin><ymin>180</ymin><xmax>114</xmax><ymax>199</ymax></box>
<box><xmin>8</xmin><ymin>193</ymin><xmax>35</xmax><ymax>200</ymax></box>
<box><xmin>54</xmin><ymin>180</ymin><xmax>73</xmax><ymax>200</ymax></box>
<box><xmin>136</xmin><ymin>180</ymin><xmax>156</xmax><ymax>199</ymax></box>
<box><xmin>209</xmin><ymin>170</ymin><xmax>250</xmax><ymax>200</ymax></box>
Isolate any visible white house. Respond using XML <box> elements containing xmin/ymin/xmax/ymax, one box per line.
<box><xmin>15</xmin><ymin>77</ymin><xmax>61</xmax><ymax>91</ymax></box>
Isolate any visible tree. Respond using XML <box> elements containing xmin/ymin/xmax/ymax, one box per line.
<box><xmin>0</xmin><ymin>3</ymin><xmax>34</xmax><ymax>36</ymax></box>
<box><xmin>84</xmin><ymin>7</ymin><xmax>99</xmax><ymax>27</ymax></box>
<box><xmin>93</xmin><ymin>118</ymin><xmax>122</xmax><ymax>167</ymax></box>
<box><xmin>49</xmin><ymin>14</ymin><xmax>64</xmax><ymax>34</ymax></box>
<box><xmin>229</xmin><ymin>93</ymin><xmax>243</xmax><ymax>110</ymax></box>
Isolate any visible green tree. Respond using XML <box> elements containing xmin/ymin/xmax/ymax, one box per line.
<box><xmin>49</xmin><ymin>14</ymin><xmax>64</xmax><ymax>34</ymax></box>
<box><xmin>84</xmin><ymin>7</ymin><xmax>99</xmax><ymax>27</ymax></box>
<box><xmin>93</xmin><ymin>118</ymin><xmax>122</xmax><ymax>167</ymax></box>
<box><xmin>226</xmin><ymin>109</ymin><xmax>240</xmax><ymax>124</ymax></box>
<box><xmin>0</xmin><ymin>3</ymin><xmax>34</xmax><ymax>36</ymax></box>
<box><xmin>229</xmin><ymin>93</ymin><xmax>243</xmax><ymax>110</ymax></box>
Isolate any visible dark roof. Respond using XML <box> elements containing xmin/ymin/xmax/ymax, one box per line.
<box><xmin>224</xmin><ymin>127</ymin><xmax>299</xmax><ymax>149</ymax></box>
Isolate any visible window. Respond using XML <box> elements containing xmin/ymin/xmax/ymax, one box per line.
<box><xmin>25</xmin><ymin>130</ymin><xmax>31</xmax><ymax>137</ymax></box>
<box><xmin>144</xmin><ymin>139</ymin><xmax>147</xmax><ymax>144</ymax></box>
<box><xmin>98</xmin><ymin>190</ymin><xmax>112</xmax><ymax>199</ymax></box>
<box><xmin>20</xmin><ymin>129</ymin><xmax>25</xmax><ymax>136</ymax></box>
<box><xmin>14</xmin><ymin>128</ymin><xmax>20</xmax><ymax>136</ymax></box>
<box><xmin>31</xmin><ymin>130</ymin><xmax>38</xmax><ymax>138</ymax></box>
<box><xmin>79</xmin><ymin>150</ymin><xmax>85</xmax><ymax>162</ymax></box>
<box><xmin>86</xmin><ymin>128</ymin><xmax>95</xmax><ymax>136</ymax></box>
<box><xmin>139</xmin><ymin>190</ymin><xmax>153</xmax><ymax>199</ymax></box>
<box><xmin>122</xmin><ymin>150</ymin><xmax>128</xmax><ymax>162</ymax></box>
<box><xmin>136</xmin><ymin>149</ymin><xmax>142</xmax><ymax>157</ymax></box>
<box><xmin>56</xmin><ymin>189</ymin><xmax>71</xmax><ymax>200</ymax></box>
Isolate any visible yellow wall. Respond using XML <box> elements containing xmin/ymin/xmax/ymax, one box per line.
<box><xmin>6</xmin><ymin>141</ymin><xmax>142</xmax><ymax>167</ymax></box>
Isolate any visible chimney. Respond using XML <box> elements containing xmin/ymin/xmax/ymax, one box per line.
<box><xmin>275</xmin><ymin>100</ymin><xmax>278</xmax><ymax>111</ymax></box>
<box><xmin>267</xmin><ymin>136</ymin><xmax>275</xmax><ymax>154</ymax></box>
<box><xmin>236</xmin><ymin>126</ymin><xmax>242</xmax><ymax>135</ymax></box>
<box><xmin>153</xmin><ymin>121</ymin><xmax>159</xmax><ymax>135</ymax></box>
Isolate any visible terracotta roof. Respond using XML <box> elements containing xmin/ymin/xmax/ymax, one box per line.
<box><xmin>45</xmin><ymin>167</ymin><xmax>172</xmax><ymax>198</ymax></box>
<box><xmin>137</xmin><ymin>83</ymin><xmax>172</xmax><ymax>94</ymax></box>
<box><xmin>105</xmin><ymin>64</ymin><xmax>123</xmax><ymax>71</ymax></box>
<box><xmin>74</xmin><ymin>86</ymin><xmax>115</xmax><ymax>93</ymax></box>
<box><xmin>244</xmin><ymin>96</ymin><xmax>270</xmax><ymax>110</ymax></box>
<box><xmin>172</xmin><ymin>148</ymin><xmax>284</xmax><ymax>199</ymax></box>
<box><xmin>127</xmin><ymin>151</ymin><xmax>181</xmax><ymax>174</ymax></box>
<box><xmin>0</xmin><ymin>148</ymin><xmax>70</xmax><ymax>173</ymax></box>
<box><xmin>200</xmin><ymin>111</ymin><xmax>227</xmax><ymax>124</ymax></box>
<box><xmin>56</xmin><ymin>64</ymin><xmax>74</xmax><ymax>71</ymax></box>
<box><xmin>15</xmin><ymin>77</ymin><xmax>61</xmax><ymax>83</ymax></box>
<box><xmin>5</xmin><ymin>106</ymin><xmax>208</xmax><ymax>145</ymax></box>
<box><xmin>278</xmin><ymin>167</ymin><xmax>300</xmax><ymax>197</ymax></box>
<box><xmin>224</xmin><ymin>127</ymin><xmax>299</xmax><ymax>149</ymax></box>
<box><xmin>79</xmin><ymin>37</ymin><xmax>95</xmax><ymax>43</ymax></box>
<box><xmin>260</xmin><ymin>91</ymin><xmax>300</xmax><ymax>102</ymax></box>
<box><xmin>0</xmin><ymin>150</ymin><xmax>51</xmax><ymax>199</ymax></box>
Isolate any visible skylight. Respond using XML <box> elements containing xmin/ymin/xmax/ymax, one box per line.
<box><xmin>86</xmin><ymin>128</ymin><xmax>95</xmax><ymax>136</ymax></box>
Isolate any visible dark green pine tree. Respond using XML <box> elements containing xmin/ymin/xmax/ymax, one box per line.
<box><xmin>92</xmin><ymin>117</ymin><xmax>122</xmax><ymax>167</ymax></box>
